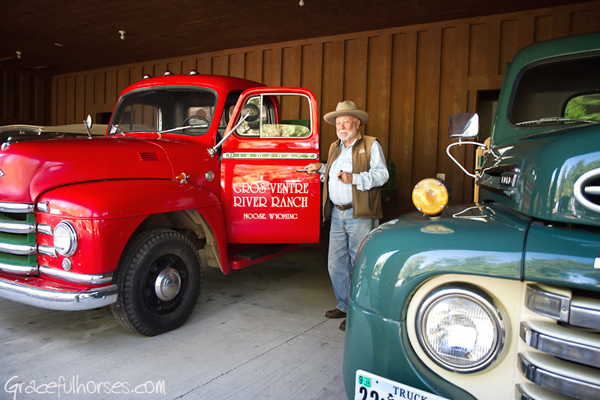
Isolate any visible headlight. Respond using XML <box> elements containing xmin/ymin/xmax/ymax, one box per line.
<box><xmin>412</xmin><ymin>178</ymin><xmax>451</xmax><ymax>215</ymax></box>
<box><xmin>416</xmin><ymin>284</ymin><xmax>506</xmax><ymax>373</ymax></box>
<box><xmin>53</xmin><ymin>221</ymin><xmax>78</xmax><ymax>257</ymax></box>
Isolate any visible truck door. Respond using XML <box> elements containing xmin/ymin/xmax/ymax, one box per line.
<box><xmin>221</xmin><ymin>87</ymin><xmax>320</xmax><ymax>243</ymax></box>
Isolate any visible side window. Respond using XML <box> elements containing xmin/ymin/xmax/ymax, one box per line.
<box><xmin>235</xmin><ymin>94</ymin><xmax>312</xmax><ymax>139</ymax></box>
<box><xmin>236</xmin><ymin>96</ymin><xmax>271</xmax><ymax>136</ymax></box>
<box><xmin>564</xmin><ymin>93</ymin><xmax>600</xmax><ymax>122</ymax></box>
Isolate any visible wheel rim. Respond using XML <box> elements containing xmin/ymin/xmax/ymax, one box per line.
<box><xmin>144</xmin><ymin>254</ymin><xmax>189</xmax><ymax>315</ymax></box>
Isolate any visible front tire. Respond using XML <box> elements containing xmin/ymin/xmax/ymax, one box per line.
<box><xmin>111</xmin><ymin>229</ymin><xmax>202</xmax><ymax>336</ymax></box>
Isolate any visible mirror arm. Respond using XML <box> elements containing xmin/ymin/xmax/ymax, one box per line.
<box><xmin>446</xmin><ymin>141</ymin><xmax>487</xmax><ymax>179</ymax></box>
<box><xmin>84</xmin><ymin>114</ymin><xmax>93</xmax><ymax>139</ymax></box>
<box><xmin>208</xmin><ymin>110</ymin><xmax>253</xmax><ymax>157</ymax></box>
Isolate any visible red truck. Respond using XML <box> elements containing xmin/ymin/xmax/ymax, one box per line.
<box><xmin>0</xmin><ymin>74</ymin><xmax>321</xmax><ymax>336</ymax></box>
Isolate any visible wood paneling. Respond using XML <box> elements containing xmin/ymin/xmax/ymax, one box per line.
<box><xmin>7</xmin><ymin>1</ymin><xmax>598</xmax><ymax>219</ymax></box>
<box><xmin>0</xmin><ymin>68</ymin><xmax>50</xmax><ymax>126</ymax></box>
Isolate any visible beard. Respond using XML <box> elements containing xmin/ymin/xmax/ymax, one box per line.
<box><xmin>337</xmin><ymin>129</ymin><xmax>357</xmax><ymax>142</ymax></box>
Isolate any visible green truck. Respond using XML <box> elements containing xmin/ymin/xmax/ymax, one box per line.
<box><xmin>343</xmin><ymin>32</ymin><xmax>600</xmax><ymax>400</ymax></box>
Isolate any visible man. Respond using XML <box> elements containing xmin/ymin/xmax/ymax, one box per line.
<box><xmin>305</xmin><ymin>100</ymin><xmax>389</xmax><ymax>331</ymax></box>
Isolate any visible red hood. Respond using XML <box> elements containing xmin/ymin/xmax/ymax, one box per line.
<box><xmin>0</xmin><ymin>136</ymin><xmax>174</xmax><ymax>202</ymax></box>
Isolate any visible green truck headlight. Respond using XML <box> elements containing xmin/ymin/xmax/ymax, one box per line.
<box><xmin>53</xmin><ymin>221</ymin><xmax>78</xmax><ymax>257</ymax></box>
<box><xmin>416</xmin><ymin>284</ymin><xmax>506</xmax><ymax>373</ymax></box>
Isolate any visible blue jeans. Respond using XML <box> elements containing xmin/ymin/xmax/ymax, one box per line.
<box><xmin>328</xmin><ymin>207</ymin><xmax>377</xmax><ymax>313</ymax></box>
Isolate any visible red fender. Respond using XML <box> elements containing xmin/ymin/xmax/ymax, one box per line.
<box><xmin>37</xmin><ymin>179</ymin><xmax>231</xmax><ymax>276</ymax></box>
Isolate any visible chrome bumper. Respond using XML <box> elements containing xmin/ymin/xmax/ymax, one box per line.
<box><xmin>0</xmin><ymin>278</ymin><xmax>118</xmax><ymax>311</ymax></box>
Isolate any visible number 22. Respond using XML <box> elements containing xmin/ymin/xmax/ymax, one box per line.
<box><xmin>359</xmin><ymin>386</ymin><xmax>381</xmax><ymax>400</ymax></box>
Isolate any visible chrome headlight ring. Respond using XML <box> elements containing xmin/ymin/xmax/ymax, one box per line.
<box><xmin>53</xmin><ymin>221</ymin><xmax>78</xmax><ymax>257</ymax></box>
<box><xmin>416</xmin><ymin>283</ymin><xmax>507</xmax><ymax>373</ymax></box>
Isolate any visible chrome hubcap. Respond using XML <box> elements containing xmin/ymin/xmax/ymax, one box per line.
<box><xmin>154</xmin><ymin>267</ymin><xmax>182</xmax><ymax>301</ymax></box>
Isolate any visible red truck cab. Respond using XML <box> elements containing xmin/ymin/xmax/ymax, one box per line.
<box><xmin>0</xmin><ymin>74</ymin><xmax>320</xmax><ymax>336</ymax></box>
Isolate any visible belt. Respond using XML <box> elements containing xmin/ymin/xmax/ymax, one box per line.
<box><xmin>335</xmin><ymin>204</ymin><xmax>353</xmax><ymax>211</ymax></box>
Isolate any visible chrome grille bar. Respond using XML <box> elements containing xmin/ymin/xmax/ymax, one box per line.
<box><xmin>0</xmin><ymin>221</ymin><xmax>36</xmax><ymax>234</ymax></box>
<box><xmin>0</xmin><ymin>202</ymin><xmax>34</xmax><ymax>213</ymax></box>
<box><xmin>518</xmin><ymin>352</ymin><xmax>600</xmax><ymax>400</ymax></box>
<box><xmin>520</xmin><ymin>320</ymin><xmax>600</xmax><ymax>368</ymax></box>
<box><xmin>0</xmin><ymin>242</ymin><xmax>36</xmax><ymax>255</ymax></box>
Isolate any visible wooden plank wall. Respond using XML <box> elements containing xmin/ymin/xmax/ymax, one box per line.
<box><xmin>46</xmin><ymin>1</ymin><xmax>600</xmax><ymax>218</ymax></box>
<box><xmin>0</xmin><ymin>66</ymin><xmax>51</xmax><ymax>126</ymax></box>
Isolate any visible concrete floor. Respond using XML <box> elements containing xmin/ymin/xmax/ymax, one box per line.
<box><xmin>0</xmin><ymin>244</ymin><xmax>349</xmax><ymax>400</ymax></box>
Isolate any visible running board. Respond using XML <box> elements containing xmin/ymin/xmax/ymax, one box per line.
<box><xmin>229</xmin><ymin>244</ymin><xmax>300</xmax><ymax>270</ymax></box>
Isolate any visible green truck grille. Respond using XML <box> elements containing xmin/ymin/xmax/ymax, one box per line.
<box><xmin>0</xmin><ymin>203</ymin><xmax>38</xmax><ymax>275</ymax></box>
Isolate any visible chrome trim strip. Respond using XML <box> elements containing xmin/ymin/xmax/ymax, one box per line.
<box><xmin>0</xmin><ymin>242</ymin><xmax>37</xmax><ymax>255</ymax></box>
<box><xmin>0</xmin><ymin>202</ymin><xmax>34</xmax><ymax>213</ymax></box>
<box><xmin>0</xmin><ymin>221</ymin><xmax>36</xmax><ymax>234</ymax></box>
<box><xmin>585</xmin><ymin>185</ymin><xmax>600</xmax><ymax>195</ymax></box>
<box><xmin>222</xmin><ymin>152</ymin><xmax>319</xmax><ymax>160</ymax></box>
<box><xmin>570</xmin><ymin>302</ymin><xmax>600</xmax><ymax>330</ymax></box>
<box><xmin>515</xmin><ymin>384</ymin><xmax>533</xmax><ymax>400</ymax></box>
<box><xmin>0</xmin><ymin>279</ymin><xmax>117</xmax><ymax>311</ymax></box>
<box><xmin>0</xmin><ymin>262</ymin><xmax>38</xmax><ymax>276</ymax></box>
<box><xmin>37</xmin><ymin>224</ymin><xmax>53</xmax><ymax>236</ymax></box>
<box><xmin>38</xmin><ymin>245</ymin><xmax>57</xmax><ymax>258</ymax></box>
<box><xmin>39</xmin><ymin>265</ymin><xmax>113</xmax><ymax>285</ymax></box>
<box><xmin>520</xmin><ymin>321</ymin><xmax>600</xmax><ymax>368</ymax></box>
<box><xmin>515</xmin><ymin>383</ymin><xmax>567</xmax><ymax>400</ymax></box>
<box><xmin>518</xmin><ymin>352</ymin><xmax>600</xmax><ymax>400</ymax></box>
<box><xmin>37</xmin><ymin>202</ymin><xmax>49</xmax><ymax>213</ymax></box>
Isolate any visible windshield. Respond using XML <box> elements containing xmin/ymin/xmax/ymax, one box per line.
<box><xmin>510</xmin><ymin>54</ymin><xmax>600</xmax><ymax>127</ymax></box>
<box><xmin>109</xmin><ymin>87</ymin><xmax>217</xmax><ymax>135</ymax></box>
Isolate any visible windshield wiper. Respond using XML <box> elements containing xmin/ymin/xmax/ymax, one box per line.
<box><xmin>516</xmin><ymin>117</ymin><xmax>599</xmax><ymax>126</ymax></box>
<box><xmin>156</xmin><ymin>123</ymin><xmax>209</xmax><ymax>134</ymax></box>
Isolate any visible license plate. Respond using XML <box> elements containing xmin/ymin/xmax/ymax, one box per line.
<box><xmin>355</xmin><ymin>370</ymin><xmax>449</xmax><ymax>400</ymax></box>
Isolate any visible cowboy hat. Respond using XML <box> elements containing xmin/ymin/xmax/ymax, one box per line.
<box><xmin>323</xmin><ymin>100</ymin><xmax>369</xmax><ymax>125</ymax></box>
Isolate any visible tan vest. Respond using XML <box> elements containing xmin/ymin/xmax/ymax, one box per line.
<box><xmin>322</xmin><ymin>133</ymin><xmax>383</xmax><ymax>220</ymax></box>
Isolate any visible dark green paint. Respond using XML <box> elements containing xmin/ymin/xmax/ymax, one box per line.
<box><xmin>344</xmin><ymin>32</ymin><xmax>600</xmax><ymax>399</ymax></box>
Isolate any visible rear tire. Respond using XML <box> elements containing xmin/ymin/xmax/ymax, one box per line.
<box><xmin>110</xmin><ymin>229</ymin><xmax>202</xmax><ymax>336</ymax></box>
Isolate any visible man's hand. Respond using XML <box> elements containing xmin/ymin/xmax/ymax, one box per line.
<box><xmin>304</xmin><ymin>162</ymin><xmax>323</xmax><ymax>174</ymax></box>
<box><xmin>337</xmin><ymin>171</ymin><xmax>352</xmax><ymax>184</ymax></box>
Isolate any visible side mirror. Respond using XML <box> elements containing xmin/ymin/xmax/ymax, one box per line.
<box><xmin>241</xmin><ymin>104</ymin><xmax>260</xmax><ymax>122</ymax></box>
<box><xmin>83</xmin><ymin>114</ymin><xmax>94</xmax><ymax>139</ymax></box>
<box><xmin>85</xmin><ymin>114</ymin><xmax>93</xmax><ymax>129</ymax></box>
<box><xmin>448</xmin><ymin>113</ymin><xmax>479</xmax><ymax>139</ymax></box>
<box><xmin>208</xmin><ymin>103</ymin><xmax>261</xmax><ymax>157</ymax></box>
